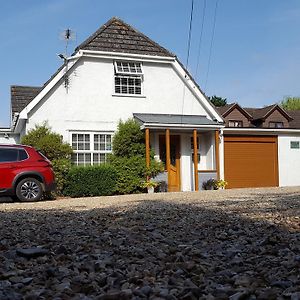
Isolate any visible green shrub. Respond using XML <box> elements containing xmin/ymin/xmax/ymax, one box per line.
<box><xmin>21</xmin><ymin>123</ymin><xmax>73</xmax><ymax>195</ymax></box>
<box><xmin>108</xmin><ymin>155</ymin><xmax>146</xmax><ymax>194</ymax></box>
<box><xmin>51</xmin><ymin>159</ymin><xmax>72</xmax><ymax>194</ymax></box>
<box><xmin>112</xmin><ymin>119</ymin><xmax>145</xmax><ymax>157</ymax></box>
<box><xmin>108</xmin><ymin>119</ymin><xmax>163</xmax><ymax>194</ymax></box>
<box><xmin>64</xmin><ymin>165</ymin><xmax>118</xmax><ymax>198</ymax></box>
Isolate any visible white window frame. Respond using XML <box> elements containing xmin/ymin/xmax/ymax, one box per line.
<box><xmin>70</xmin><ymin>131</ymin><xmax>113</xmax><ymax>166</ymax></box>
<box><xmin>114</xmin><ymin>61</ymin><xmax>144</xmax><ymax>76</ymax></box>
<box><xmin>228</xmin><ymin>120</ymin><xmax>243</xmax><ymax>127</ymax></box>
<box><xmin>113</xmin><ymin>61</ymin><xmax>144</xmax><ymax>96</ymax></box>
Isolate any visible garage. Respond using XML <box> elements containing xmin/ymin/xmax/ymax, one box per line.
<box><xmin>224</xmin><ymin>136</ymin><xmax>279</xmax><ymax>189</ymax></box>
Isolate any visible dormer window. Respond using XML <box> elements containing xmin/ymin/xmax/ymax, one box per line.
<box><xmin>269</xmin><ymin>121</ymin><xmax>284</xmax><ymax>128</ymax></box>
<box><xmin>114</xmin><ymin>61</ymin><xmax>143</xmax><ymax>95</ymax></box>
<box><xmin>228</xmin><ymin>120</ymin><xmax>243</xmax><ymax>127</ymax></box>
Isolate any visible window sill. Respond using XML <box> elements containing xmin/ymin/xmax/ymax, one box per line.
<box><xmin>112</xmin><ymin>93</ymin><xmax>146</xmax><ymax>99</ymax></box>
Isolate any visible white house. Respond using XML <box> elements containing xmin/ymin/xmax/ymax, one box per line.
<box><xmin>0</xmin><ymin>17</ymin><xmax>224</xmax><ymax>192</ymax></box>
<box><xmin>1</xmin><ymin>17</ymin><xmax>299</xmax><ymax>190</ymax></box>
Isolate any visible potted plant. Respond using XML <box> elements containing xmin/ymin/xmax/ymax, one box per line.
<box><xmin>202</xmin><ymin>179</ymin><xmax>217</xmax><ymax>190</ymax></box>
<box><xmin>141</xmin><ymin>180</ymin><xmax>159</xmax><ymax>193</ymax></box>
<box><xmin>214</xmin><ymin>179</ymin><xmax>228</xmax><ymax>190</ymax></box>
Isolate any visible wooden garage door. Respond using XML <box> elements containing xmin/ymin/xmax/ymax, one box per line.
<box><xmin>224</xmin><ymin>136</ymin><xmax>279</xmax><ymax>189</ymax></box>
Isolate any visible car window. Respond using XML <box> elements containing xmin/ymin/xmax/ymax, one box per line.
<box><xmin>0</xmin><ymin>148</ymin><xmax>19</xmax><ymax>163</ymax></box>
<box><xmin>19</xmin><ymin>149</ymin><xmax>28</xmax><ymax>161</ymax></box>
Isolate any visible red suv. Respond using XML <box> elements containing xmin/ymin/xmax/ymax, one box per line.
<box><xmin>0</xmin><ymin>144</ymin><xmax>56</xmax><ymax>202</ymax></box>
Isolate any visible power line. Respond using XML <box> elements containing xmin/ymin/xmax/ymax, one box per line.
<box><xmin>181</xmin><ymin>0</ymin><xmax>195</xmax><ymax>122</ymax></box>
<box><xmin>195</xmin><ymin>0</ymin><xmax>207</xmax><ymax>81</ymax></box>
<box><xmin>185</xmin><ymin>0</ymin><xmax>194</xmax><ymax>69</ymax></box>
<box><xmin>204</xmin><ymin>0</ymin><xmax>219</xmax><ymax>91</ymax></box>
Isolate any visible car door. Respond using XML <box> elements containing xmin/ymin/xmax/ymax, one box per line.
<box><xmin>0</xmin><ymin>148</ymin><xmax>19</xmax><ymax>190</ymax></box>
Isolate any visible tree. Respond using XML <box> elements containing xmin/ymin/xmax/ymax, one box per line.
<box><xmin>21</xmin><ymin>123</ymin><xmax>73</xmax><ymax>194</ymax></box>
<box><xmin>209</xmin><ymin>95</ymin><xmax>227</xmax><ymax>107</ymax></box>
<box><xmin>108</xmin><ymin>119</ymin><xmax>163</xmax><ymax>194</ymax></box>
<box><xmin>280</xmin><ymin>97</ymin><xmax>300</xmax><ymax>110</ymax></box>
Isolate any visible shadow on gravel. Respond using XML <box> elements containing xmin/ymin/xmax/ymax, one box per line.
<box><xmin>0</xmin><ymin>191</ymin><xmax>299</xmax><ymax>299</ymax></box>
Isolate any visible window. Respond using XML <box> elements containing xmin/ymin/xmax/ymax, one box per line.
<box><xmin>114</xmin><ymin>61</ymin><xmax>143</xmax><ymax>95</ymax></box>
<box><xmin>19</xmin><ymin>149</ymin><xmax>28</xmax><ymax>161</ymax></box>
<box><xmin>269</xmin><ymin>121</ymin><xmax>284</xmax><ymax>128</ymax></box>
<box><xmin>290</xmin><ymin>141</ymin><xmax>300</xmax><ymax>149</ymax></box>
<box><xmin>0</xmin><ymin>148</ymin><xmax>19</xmax><ymax>163</ymax></box>
<box><xmin>228</xmin><ymin>120</ymin><xmax>243</xmax><ymax>127</ymax></box>
<box><xmin>71</xmin><ymin>133</ymin><xmax>113</xmax><ymax>166</ymax></box>
<box><xmin>115</xmin><ymin>61</ymin><xmax>143</xmax><ymax>75</ymax></box>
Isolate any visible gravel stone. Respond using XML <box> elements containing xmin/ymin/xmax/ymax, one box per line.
<box><xmin>0</xmin><ymin>186</ymin><xmax>299</xmax><ymax>299</ymax></box>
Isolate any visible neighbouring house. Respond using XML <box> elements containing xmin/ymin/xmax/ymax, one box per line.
<box><xmin>0</xmin><ymin>17</ymin><xmax>299</xmax><ymax>191</ymax></box>
<box><xmin>0</xmin><ymin>17</ymin><xmax>224</xmax><ymax>192</ymax></box>
<box><xmin>216</xmin><ymin>103</ymin><xmax>300</xmax><ymax>189</ymax></box>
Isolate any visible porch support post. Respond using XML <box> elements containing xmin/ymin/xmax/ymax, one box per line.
<box><xmin>166</xmin><ymin>128</ymin><xmax>171</xmax><ymax>191</ymax></box>
<box><xmin>193</xmin><ymin>129</ymin><xmax>199</xmax><ymax>191</ymax></box>
<box><xmin>145</xmin><ymin>128</ymin><xmax>150</xmax><ymax>169</ymax></box>
<box><xmin>215</xmin><ymin>130</ymin><xmax>220</xmax><ymax>180</ymax></box>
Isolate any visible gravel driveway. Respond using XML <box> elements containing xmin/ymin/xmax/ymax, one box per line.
<box><xmin>0</xmin><ymin>187</ymin><xmax>299</xmax><ymax>299</ymax></box>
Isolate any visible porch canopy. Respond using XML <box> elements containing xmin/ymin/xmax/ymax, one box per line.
<box><xmin>133</xmin><ymin>113</ymin><xmax>222</xmax><ymax>130</ymax></box>
<box><xmin>133</xmin><ymin>113</ymin><xmax>223</xmax><ymax>192</ymax></box>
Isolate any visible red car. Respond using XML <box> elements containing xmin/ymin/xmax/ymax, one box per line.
<box><xmin>0</xmin><ymin>144</ymin><xmax>56</xmax><ymax>202</ymax></box>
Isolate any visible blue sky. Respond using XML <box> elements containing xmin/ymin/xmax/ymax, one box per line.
<box><xmin>1</xmin><ymin>0</ymin><xmax>300</xmax><ymax>127</ymax></box>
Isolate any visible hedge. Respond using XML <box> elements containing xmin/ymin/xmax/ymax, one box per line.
<box><xmin>63</xmin><ymin>165</ymin><xmax>118</xmax><ymax>198</ymax></box>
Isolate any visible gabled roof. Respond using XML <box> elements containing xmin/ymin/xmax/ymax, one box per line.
<box><xmin>216</xmin><ymin>103</ymin><xmax>253</xmax><ymax>120</ymax></box>
<box><xmin>11</xmin><ymin>85</ymin><xmax>42</xmax><ymax>118</ymax></box>
<box><xmin>244</xmin><ymin>104</ymin><xmax>293</xmax><ymax>121</ymax></box>
<box><xmin>75</xmin><ymin>17</ymin><xmax>174</xmax><ymax>57</ymax></box>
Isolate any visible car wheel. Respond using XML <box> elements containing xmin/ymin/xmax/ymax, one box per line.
<box><xmin>16</xmin><ymin>178</ymin><xmax>43</xmax><ymax>202</ymax></box>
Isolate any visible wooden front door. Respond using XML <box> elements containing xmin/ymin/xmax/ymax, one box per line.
<box><xmin>159</xmin><ymin>135</ymin><xmax>181</xmax><ymax>192</ymax></box>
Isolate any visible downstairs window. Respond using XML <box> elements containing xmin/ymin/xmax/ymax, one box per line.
<box><xmin>71</xmin><ymin>133</ymin><xmax>112</xmax><ymax>166</ymax></box>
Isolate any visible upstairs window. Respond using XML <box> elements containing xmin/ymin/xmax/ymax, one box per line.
<box><xmin>114</xmin><ymin>61</ymin><xmax>143</xmax><ymax>95</ymax></box>
<box><xmin>115</xmin><ymin>61</ymin><xmax>143</xmax><ymax>75</ymax></box>
<box><xmin>269</xmin><ymin>121</ymin><xmax>284</xmax><ymax>128</ymax></box>
<box><xmin>228</xmin><ymin>120</ymin><xmax>243</xmax><ymax>127</ymax></box>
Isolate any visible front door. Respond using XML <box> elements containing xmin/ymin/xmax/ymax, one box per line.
<box><xmin>159</xmin><ymin>135</ymin><xmax>181</xmax><ymax>192</ymax></box>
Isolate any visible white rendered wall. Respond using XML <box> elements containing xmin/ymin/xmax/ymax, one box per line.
<box><xmin>278</xmin><ymin>134</ymin><xmax>300</xmax><ymax>186</ymax></box>
<box><xmin>26</xmin><ymin>57</ymin><xmax>213</xmax><ymax>141</ymax></box>
<box><xmin>0</xmin><ymin>133</ymin><xmax>19</xmax><ymax>144</ymax></box>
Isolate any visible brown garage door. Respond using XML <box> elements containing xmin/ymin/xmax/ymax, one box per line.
<box><xmin>224</xmin><ymin>136</ymin><xmax>278</xmax><ymax>189</ymax></box>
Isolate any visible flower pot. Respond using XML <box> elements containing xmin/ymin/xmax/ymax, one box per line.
<box><xmin>147</xmin><ymin>186</ymin><xmax>155</xmax><ymax>193</ymax></box>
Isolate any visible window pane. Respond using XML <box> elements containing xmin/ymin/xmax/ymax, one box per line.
<box><xmin>78</xmin><ymin>153</ymin><xmax>84</xmax><ymax>162</ymax></box>
<box><xmin>19</xmin><ymin>149</ymin><xmax>28</xmax><ymax>161</ymax></box>
<box><xmin>78</xmin><ymin>134</ymin><xmax>84</xmax><ymax>142</ymax></box>
<box><xmin>291</xmin><ymin>141</ymin><xmax>300</xmax><ymax>149</ymax></box>
<box><xmin>78</xmin><ymin>143</ymin><xmax>84</xmax><ymax>150</ymax></box>
<box><xmin>71</xmin><ymin>153</ymin><xmax>77</xmax><ymax>165</ymax></box>
<box><xmin>100</xmin><ymin>153</ymin><xmax>106</xmax><ymax>163</ymax></box>
<box><xmin>85</xmin><ymin>153</ymin><xmax>91</xmax><ymax>165</ymax></box>
<box><xmin>0</xmin><ymin>149</ymin><xmax>19</xmax><ymax>162</ymax></box>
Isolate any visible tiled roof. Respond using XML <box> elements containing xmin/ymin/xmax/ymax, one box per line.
<box><xmin>215</xmin><ymin>103</ymin><xmax>235</xmax><ymax>115</ymax></box>
<box><xmin>75</xmin><ymin>17</ymin><xmax>174</xmax><ymax>57</ymax></box>
<box><xmin>287</xmin><ymin>110</ymin><xmax>300</xmax><ymax>129</ymax></box>
<box><xmin>11</xmin><ymin>86</ymin><xmax>42</xmax><ymax>118</ymax></box>
<box><xmin>244</xmin><ymin>104</ymin><xmax>277</xmax><ymax>120</ymax></box>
